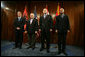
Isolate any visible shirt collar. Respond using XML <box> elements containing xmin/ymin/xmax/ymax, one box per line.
<box><xmin>30</xmin><ymin>19</ymin><xmax>33</xmax><ymax>20</ymax></box>
<box><xmin>18</xmin><ymin>17</ymin><xmax>21</xmax><ymax>19</ymax></box>
<box><xmin>62</xmin><ymin>13</ymin><xmax>64</xmax><ymax>16</ymax></box>
<box><xmin>61</xmin><ymin>13</ymin><xmax>64</xmax><ymax>16</ymax></box>
<box><xmin>44</xmin><ymin>13</ymin><xmax>47</xmax><ymax>16</ymax></box>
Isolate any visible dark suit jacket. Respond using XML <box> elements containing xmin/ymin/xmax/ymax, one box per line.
<box><xmin>55</xmin><ymin>14</ymin><xmax>70</xmax><ymax>32</ymax></box>
<box><xmin>26</xmin><ymin>18</ymin><xmax>38</xmax><ymax>34</ymax></box>
<box><xmin>14</xmin><ymin>17</ymin><xmax>26</xmax><ymax>32</ymax></box>
<box><xmin>39</xmin><ymin>15</ymin><xmax>53</xmax><ymax>31</ymax></box>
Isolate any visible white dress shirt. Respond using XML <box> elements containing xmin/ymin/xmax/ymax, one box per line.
<box><xmin>30</xmin><ymin>19</ymin><xmax>33</xmax><ymax>24</ymax></box>
<box><xmin>44</xmin><ymin>14</ymin><xmax>47</xmax><ymax>19</ymax></box>
<box><xmin>18</xmin><ymin>17</ymin><xmax>21</xmax><ymax>21</ymax></box>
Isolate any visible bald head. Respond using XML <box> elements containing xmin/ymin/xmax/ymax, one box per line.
<box><xmin>30</xmin><ymin>13</ymin><xmax>34</xmax><ymax>19</ymax></box>
<box><xmin>43</xmin><ymin>8</ymin><xmax>47</xmax><ymax>14</ymax></box>
<box><xmin>60</xmin><ymin>8</ymin><xmax>64</xmax><ymax>14</ymax></box>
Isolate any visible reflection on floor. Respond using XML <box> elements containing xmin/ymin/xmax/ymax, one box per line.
<box><xmin>1</xmin><ymin>40</ymin><xmax>84</xmax><ymax>56</ymax></box>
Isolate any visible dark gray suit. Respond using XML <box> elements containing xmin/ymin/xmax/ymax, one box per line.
<box><xmin>39</xmin><ymin>15</ymin><xmax>53</xmax><ymax>51</ymax></box>
<box><xmin>14</xmin><ymin>17</ymin><xmax>26</xmax><ymax>48</ymax></box>
<box><xmin>55</xmin><ymin>14</ymin><xmax>70</xmax><ymax>52</ymax></box>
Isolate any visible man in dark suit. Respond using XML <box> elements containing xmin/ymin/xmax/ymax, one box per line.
<box><xmin>13</xmin><ymin>11</ymin><xmax>26</xmax><ymax>49</ymax></box>
<box><xmin>55</xmin><ymin>8</ymin><xmax>70</xmax><ymax>55</ymax></box>
<box><xmin>25</xmin><ymin>13</ymin><xmax>38</xmax><ymax>50</ymax></box>
<box><xmin>39</xmin><ymin>8</ymin><xmax>53</xmax><ymax>53</ymax></box>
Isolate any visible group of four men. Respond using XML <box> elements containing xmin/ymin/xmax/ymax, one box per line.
<box><xmin>13</xmin><ymin>8</ymin><xmax>70</xmax><ymax>55</ymax></box>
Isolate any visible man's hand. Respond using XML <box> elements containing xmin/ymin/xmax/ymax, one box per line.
<box><xmin>55</xmin><ymin>30</ymin><xmax>58</xmax><ymax>33</ymax></box>
<box><xmin>50</xmin><ymin>29</ymin><xmax>52</xmax><ymax>32</ymax></box>
<box><xmin>39</xmin><ymin>29</ymin><xmax>41</xmax><ymax>32</ymax></box>
<box><xmin>35</xmin><ymin>31</ymin><xmax>37</xmax><ymax>34</ymax></box>
<box><xmin>35</xmin><ymin>31</ymin><xmax>39</xmax><ymax>38</ymax></box>
<box><xmin>24</xmin><ymin>31</ymin><xmax>27</xmax><ymax>33</ymax></box>
<box><xmin>68</xmin><ymin>30</ymin><xmax>70</xmax><ymax>32</ymax></box>
<box><xmin>16</xmin><ymin>27</ymin><xmax>20</xmax><ymax>30</ymax></box>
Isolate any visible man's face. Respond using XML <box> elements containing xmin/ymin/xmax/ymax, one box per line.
<box><xmin>30</xmin><ymin>13</ymin><xmax>34</xmax><ymax>19</ymax></box>
<box><xmin>60</xmin><ymin>8</ymin><xmax>64</xmax><ymax>14</ymax></box>
<box><xmin>43</xmin><ymin>8</ymin><xmax>47</xmax><ymax>14</ymax></box>
<box><xmin>17</xmin><ymin>11</ymin><xmax>22</xmax><ymax>17</ymax></box>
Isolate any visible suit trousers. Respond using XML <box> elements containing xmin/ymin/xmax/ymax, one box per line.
<box><xmin>41</xmin><ymin>29</ymin><xmax>50</xmax><ymax>50</ymax></box>
<box><xmin>58</xmin><ymin>31</ymin><xmax>67</xmax><ymax>52</ymax></box>
<box><xmin>15</xmin><ymin>30</ymin><xmax>23</xmax><ymax>48</ymax></box>
<box><xmin>28</xmin><ymin>33</ymin><xmax>36</xmax><ymax>48</ymax></box>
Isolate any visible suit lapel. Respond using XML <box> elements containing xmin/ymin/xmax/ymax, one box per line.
<box><xmin>45</xmin><ymin>15</ymin><xmax>48</xmax><ymax>19</ymax></box>
<box><xmin>59</xmin><ymin>15</ymin><xmax>66</xmax><ymax>22</ymax></box>
<box><xmin>42</xmin><ymin>15</ymin><xmax>44</xmax><ymax>19</ymax></box>
<box><xmin>32</xmin><ymin>19</ymin><xmax>34</xmax><ymax>24</ymax></box>
<box><xmin>30</xmin><ymin>19</ymin><xmax>34</xmax><ymax>25</ymax></box>
<box><xmin>42</xmin><ymin>15</ymin><xmax>48</xmax><ymax>21</ymax></box>
<box><xmin>17</xmin><ymin>18</ymin><xmax>18</xmax><ymax>21</ymax></box>
<box><xmin>43</xmin><ymin>15</ymin><xmax>48</xmax><ymax>19</ymax></box>
<box><xmin>17</xmin><ymin>17</ymin><xmax>22</xmax><ymax>22</ymax></box>
<box><xmin>29</xmin><ymin>19</ymin><xmax>31</xmax><ymax>25</ymax></box>
<box><xmin>59</xmin><ymin>15</ymin><xmax>62</xmax><ymax>19</ymax></box>
<box><xmin>60</xmin><ymin>14</ymin><xmax>65</xmax><ymax>19</ymax></box>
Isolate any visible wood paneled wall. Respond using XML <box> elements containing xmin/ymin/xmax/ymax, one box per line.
<box><xmin>1</xmin><ymin>1</ymin><xmax>84</xmax><ymax>46</ymax></box>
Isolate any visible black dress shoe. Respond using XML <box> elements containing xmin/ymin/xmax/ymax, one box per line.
<box><xmin>62</xmin><ymin>51</ymin><xmax>68</xmax><ymax>56</ymax></box>
<box><xmin>19</xmin><ymin>47</ymin><xmax>22</xmax><ymax>49</ymax></box>
<box><xmin>13</xmin><ymin>47</ymin><xmax>17</xmax><ymax>49</ymax></box>
<box><xmin>47</xmin><ymin>50</ymin><xmax>50</xmax><ymax>53</ymax></box>
<box><xmin>32</xmin><ymin>47</ymin><xmax>35</xmax><ymax>50</ymax></box>
<box><xmin>27</xmin><ymin>45</ymin><xmax>32</xmax><ymax>49</ymax></box>
<box><xmin>27</xmin><ymin>47</ymin><xmax>30</xmax><ymax>49</ymax></box>
<box><xmin>40</xmin><ymin>48</ymin><xmax>44</xmax><ymax>51</ymax></box>
<box><xmin>58</xmin><ymin>51</ymin><xmax>61</xmax><ymax>55</ymax></box>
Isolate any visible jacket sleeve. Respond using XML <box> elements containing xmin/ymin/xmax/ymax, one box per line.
<box><xmin>55</xmin><ymin>16</ymin><xmax>58</xmax><ymax>30</ymax></box>
<box><xmin>20</xmin><ymin>17</ymin><xmax>26</xmax><ymax>30</ymax></box>
<box><xmin>66</xmin><ymin>16</ymin><xmax>70</xmax><ymax>30</ymax></box>
<box><xmin>35</xmin><ymin>19</ymin><xmax>38</xmax><ymax>31</ymax></box>
<box><xmin>49</xmin><ymin>15</ymin><xmax>53</xmax><ymax>29</ymax></box>
<box><xmin>39</xmin><ymin>17</ymin><xmax>42</xmax><ymax>29</ymax></box>
<box><xmin>13</xmin><ymin>18</ymin><xmax>17</xmax><ymax>30</ymax></box>
<box><xmin>26</xmin><ymin>20</ymin><xmax>29</xmax><ymax>31</ymax></box>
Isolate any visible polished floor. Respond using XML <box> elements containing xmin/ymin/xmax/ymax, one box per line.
<box><xmin>1</xmin><ymin>40</ymin><xmax>84</xmax><ymax>56</ymax></box>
